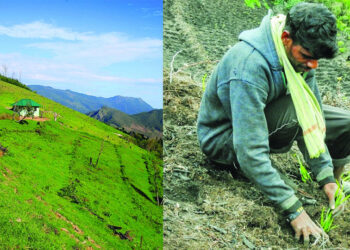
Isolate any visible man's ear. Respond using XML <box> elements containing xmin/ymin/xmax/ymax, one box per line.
<box><xmin>281</xmin><ymin>30</ymin><xmax>293</xmax><ymax>47</ymax></box>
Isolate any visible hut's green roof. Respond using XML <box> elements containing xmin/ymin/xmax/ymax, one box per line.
<box><xmin>12</xmin><ymin>99</ymin><xmax>41</xmax><ymax>107</ymax></box>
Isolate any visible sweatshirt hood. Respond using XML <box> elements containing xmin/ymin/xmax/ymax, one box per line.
<box><xmin>238</xmin><ymin>10</ymin><xmax>282</xmax><ymax>71</ymax></box>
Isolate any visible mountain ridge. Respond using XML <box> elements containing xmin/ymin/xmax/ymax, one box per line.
<box><xmin>88</xmin><ymin>106</ymin><xmax>163</xmax><ymax>138</ymax></box>
<box><xmin>28</xmin><ymin>85</ymin><xmax>154</xmax><ymax>115</ymax></box>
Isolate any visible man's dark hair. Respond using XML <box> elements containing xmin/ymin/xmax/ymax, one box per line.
<box><xmin>284</xmin><ymin>2</ymin><xmax>338</xmax><ymax>59</ymax></box>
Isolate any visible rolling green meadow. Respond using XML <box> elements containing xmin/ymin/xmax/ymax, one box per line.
<box><xmin>0</xmin><ymin>80</ymin><xmax>163</xmax><ymax>249</ymax></box>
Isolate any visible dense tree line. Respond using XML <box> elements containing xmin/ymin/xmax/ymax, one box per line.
<box><xmin>0</xmin><ymin>73</ymin><xmax>32</xmax><ymax>91</ymax></box>
<box><xmin>117</xmin><ymin>127</ymin><xmax>162</xmax><ymax>158</ymax></box>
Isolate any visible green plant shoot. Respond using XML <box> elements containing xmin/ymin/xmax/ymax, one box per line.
<box><xmin>338</xmin><ymin>41</ymin><xmax>344</xmax><ymax>47</ymax></box>
<box><xmin>320</xmin><ymin>178</ymin><xmax>350</xmax><ymax>233</ymax></box>
<box><xmin>244</xmin><ymin>0</ymin><xmax>270</xmax><ymax>9</ymax></box>
<box><xmin>339</xmin><ymin>47</ymin><xmax>347</xmax><ymax>53</ymax></box>
<box><xmin>262</xmin><ymin>0</ymin><xmax>270</xmax><ymax>9</ymax></box>
<box><xmin>342</xmin><ymin>172</ymin><xmax>350</xmax><ymax>182</ymax></box>
<box><xmin>294</xmin><ymin>154</ymin><xmax>312</xmax><ymax>183</ymax></box>
<box><xmin>202</xmin><ymin>73</ymin><xmax>208</xmax><ymax>92</ymax></box>
<box><xmin>320</xmin><ymin>207</ymin><xmax>338</xmax><ymax>233</ymax></box>
<box><xmin>334</xmin><ymin>180</ymin><xmax>350</xmax><ymax>208</ymax></box>
<box><xmin>244</xmin><ymin>0</ymin><xmax>261</xmax><ymax>9</ymax></box>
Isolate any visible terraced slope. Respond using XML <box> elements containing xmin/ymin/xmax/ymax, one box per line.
<box><xmin>0</xmin><ymin>80</ymin><xmax>162</xmax><ymax>249</ymax></box>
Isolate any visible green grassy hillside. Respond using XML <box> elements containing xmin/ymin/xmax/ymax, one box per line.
<box><xmin>132</xmin><ymin>109</ymin><xmax>163</xmax><ymax>134</ymax></box>
<box><xmin>0</xmin><ymin>80</ymin><xmax>162</xmax><ymax>249</ymax></box>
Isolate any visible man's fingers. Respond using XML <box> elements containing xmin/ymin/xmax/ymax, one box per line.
<box><xmin>329</xmin><ymin>197</ymin><xmax>335</xmax><ymax>210</ymax></box>
<box><xmin>302</xmin><ymin>228</ymin><xmax>310</xmax><ymax>245</ymax></box>
<box><xmin>310</xmin><ymin>220</ymin><xmax>323</xmax><ymax>234</ymax></box>
<box><xmin>311</xmin><ymin>231</ymin><xmax>321</xmax><ymax>240</ymax></box>
<box><xmin>294</xmin><ymin>230</ymin><xmax>301</xmax><ymax>241</ymax></box>
<box><xmin>290</xmin><ymin>210</ymin><xmax>330</xmax><ymax>245</ymax></box>
<box><xmin>314</xmin><ymin>226</ymin><xmax>322</xmax><ymax>236</ymax></box>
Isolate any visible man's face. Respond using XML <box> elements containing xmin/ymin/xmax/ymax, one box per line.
<box><xmin>282</xmin><ymin>31</ymin><xmax>319</xmax><ymax>73</ymax></box>
<box><xmin>285</xmin><ymin>43</ymin><xmax>319</xmax><ymax>73</ymax></box>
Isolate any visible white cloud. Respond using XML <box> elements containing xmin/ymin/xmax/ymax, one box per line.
<box><xmin>0</xmin><ymin>53</ymin><xmax>160</xmax><ymax>87</ymax></box>
<box><xmin>72</xmin><ymin>71</ymin><xmax>161</xmax><ymax>84</ymax></box>
<box><xmin>152</xmin><ymin>10</ymin><xmax>163</xmax><ymax>17</ymax></box>
<box><xmin>27</xmin><ymin>36</ymin><xmax>162</xmax><ymax>65</ymax></box>
<box><xmin>141</xmin><ymin>8</ymin><xmax>163</xmax><ymax>17</ymax></box>
<box><xmin>0</xmin><ymin>21</ymin><xmax>162</xmax><ymax>73</ymax></box>
<box><xmin>0</xmin><ymin>22</ymin><xmax>91</xmax><ymax>40</ymax></box>
<box><xmin>0</xmin><ymin>21</ymin><xmax>162</xmax><ymax>64</ymax></box>
<box><xmin>0</xmin><ymin>22</ymin><xmax>162</xmax><ymax>107</ymax></box>
<box><xmin>29</xmin><ymin>73</ymin><xmax>66</xmax><ymax>82</ymax></box>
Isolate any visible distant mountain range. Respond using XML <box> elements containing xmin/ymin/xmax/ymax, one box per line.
<box><xmin>88</xmin><ymin>106</ymin><xmax>163</xmax><ymax>138</ymax></box>
<box><xmin>29</xmin><ymin>85</ymin><xmax>153</xmax><ymax>115</ymax></box>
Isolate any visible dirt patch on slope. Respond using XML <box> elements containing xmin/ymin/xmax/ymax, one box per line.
<box><xmin>164</xmin><ymin>0</ymin><xmax>350</xmax><ymax>249</ymax></box>
<box><xmin>22</xmin><ymin>117</ymin><xmax>50</xmax><ymax>122</ymax></box>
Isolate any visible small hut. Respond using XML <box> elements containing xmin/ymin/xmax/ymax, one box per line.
<box><xmin>12</xmin><ymin>99</ymin><xmax>41</xmax><ymax>117</ymax></box>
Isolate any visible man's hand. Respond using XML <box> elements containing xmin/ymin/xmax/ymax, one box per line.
<box><xmin>323</xmin><ymin>182</ymin><xmax>345</xmax><ymax>216</ymax></box>
<box><xmin>290</xmin><ymin>210</ymin><xmax>325</xmax><ymax>244</ymax></box>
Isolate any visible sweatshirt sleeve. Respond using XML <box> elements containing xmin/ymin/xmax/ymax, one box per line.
<box><xmin>230</xmin><ymin>79</ymin><xmax>302</xmax><ymax>213</ymax></box>
<box><xmin>296</xmin><ymin>71</ymin><xmax>336</xmax><ymax>186</ymax></box>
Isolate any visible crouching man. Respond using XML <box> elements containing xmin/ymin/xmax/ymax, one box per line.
<box><xmin>197</xmin><ymin>2</ymin><xmax>350</xmax><ymax>243</ymax></box>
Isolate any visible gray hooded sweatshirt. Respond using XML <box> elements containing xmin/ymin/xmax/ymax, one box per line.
<box><xmin>197</xmin><ymin>11</ymin><xmax>335</xmax><ymax>214</ymax></box>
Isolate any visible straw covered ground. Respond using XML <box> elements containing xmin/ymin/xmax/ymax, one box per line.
<box><xmin>163</xmin><ymin>0</ymin><xmax>350</xmax><ymax>248</ymax></box>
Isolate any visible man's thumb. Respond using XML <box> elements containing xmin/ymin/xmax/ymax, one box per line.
<box><xmin>329</xmin><ymin>198</ymin><xmax>335</xmax><ymax>210</ymax></box>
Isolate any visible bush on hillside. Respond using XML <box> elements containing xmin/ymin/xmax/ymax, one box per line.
<box><xmin>0</xmin><ymin>113</ymin><xmax>20</xmax><ymax>120</ymax></box>
<box><xmin>117</xmin><ymin>127</ymin><xmax>163</xmax><ymax>157</ymax></box>
<box><xmin>0</xmin><ymin>74</ymin><xmax>31</xmax><ymax>91</ymax></box>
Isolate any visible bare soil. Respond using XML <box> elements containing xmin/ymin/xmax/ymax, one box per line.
<box><xmin>22</xmin><ymin>117</ymin><xmax>50</xmax><ymax>122</ymax></box>
<box><xmin>163</xmin><ymin>0</ymin><xmax>350</xmax><ymax>249</ymax></box>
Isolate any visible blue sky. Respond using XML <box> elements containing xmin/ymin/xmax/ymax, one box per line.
<box><xmin>0</xmin><ymin>0</ymin><xmax>163</xmax><ymax>108</ymax></box>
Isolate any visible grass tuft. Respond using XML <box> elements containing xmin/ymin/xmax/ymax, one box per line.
<box><xmin>293</xmin><ymin>154</ymin><xmax>312</xmax><ymax>183</ymax></box>
<box><xmin>202</xmin><ymin>73</ymin><xmax>207</xmax><ymax>92</ymax></box>
<box><xmin>320</xmin><ymin>207</ymin><xmax>338</xmax><ymax>233</ymax></box>
<box><xmin>320</xmin><ymin>178</ymin><xmax>350</xmax><ymax>233</ymax></box>
<box><xmin>335</xmin><ymin>179</ymin><xmax>350</xmax><ymax>208</ymax></box>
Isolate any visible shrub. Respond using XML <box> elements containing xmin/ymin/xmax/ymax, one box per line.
<box><xmin>0</xmin><ymin>74</ymin><xmax>31</xmax><ymax>91</ymax></box>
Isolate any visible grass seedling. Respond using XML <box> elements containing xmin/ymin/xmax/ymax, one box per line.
<box><xmin>342</xmin><ymin>171</ymin><xmax>350</xmax><ymax>182</ymax></box>
<box><xmin>320</xmin><ymin>207</ymin><xmax>338</xmax><ymax>233</ymax></box>
<box><xmin>320</xmin><ymin>179</ymin><xmax>350</xmax><ymax>233</ymax></box>
<box><xmin>202</xmin><ymin>73</ymin><xmax>207</xmax><ymax>92</ymax></box>
<box><xmin>294</xmin><ymin>154</ymin><xmax>312</xmax><ymax>183</ymax></box>
<box><xmin>244</xmin><ymin>0</ymin><xmax>261</xmax><ymax>9</ymax></box>
<box><xmin>338</xmin><ymin>40</ymin><xmax>347</xmax><ymax>53</ymax></box>
<box><xmin>334</xmin><ymin>179</ymin><xmax>350</xmax><ymax>208</ymax></box>
<box><xmin>244</xmin><ymin>0</ymin><xmax>269</xmax><ymax>9</ymax></box>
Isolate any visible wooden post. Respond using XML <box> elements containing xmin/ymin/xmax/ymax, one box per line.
<box><xmin>94</xmin><ymin>140</ymin><xmax>104</xmax><ymax>168</ymax></box>
<box><xmin>89</xmin><ymin>157</ymin><xmax>93</xmax><ymax>166</ymax></box>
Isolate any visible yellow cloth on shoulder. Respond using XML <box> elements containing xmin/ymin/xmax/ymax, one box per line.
<box><xmin>270</xmin><ymin>14</ymin><xmax>326</xmax><ymax>158</ymax></box>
